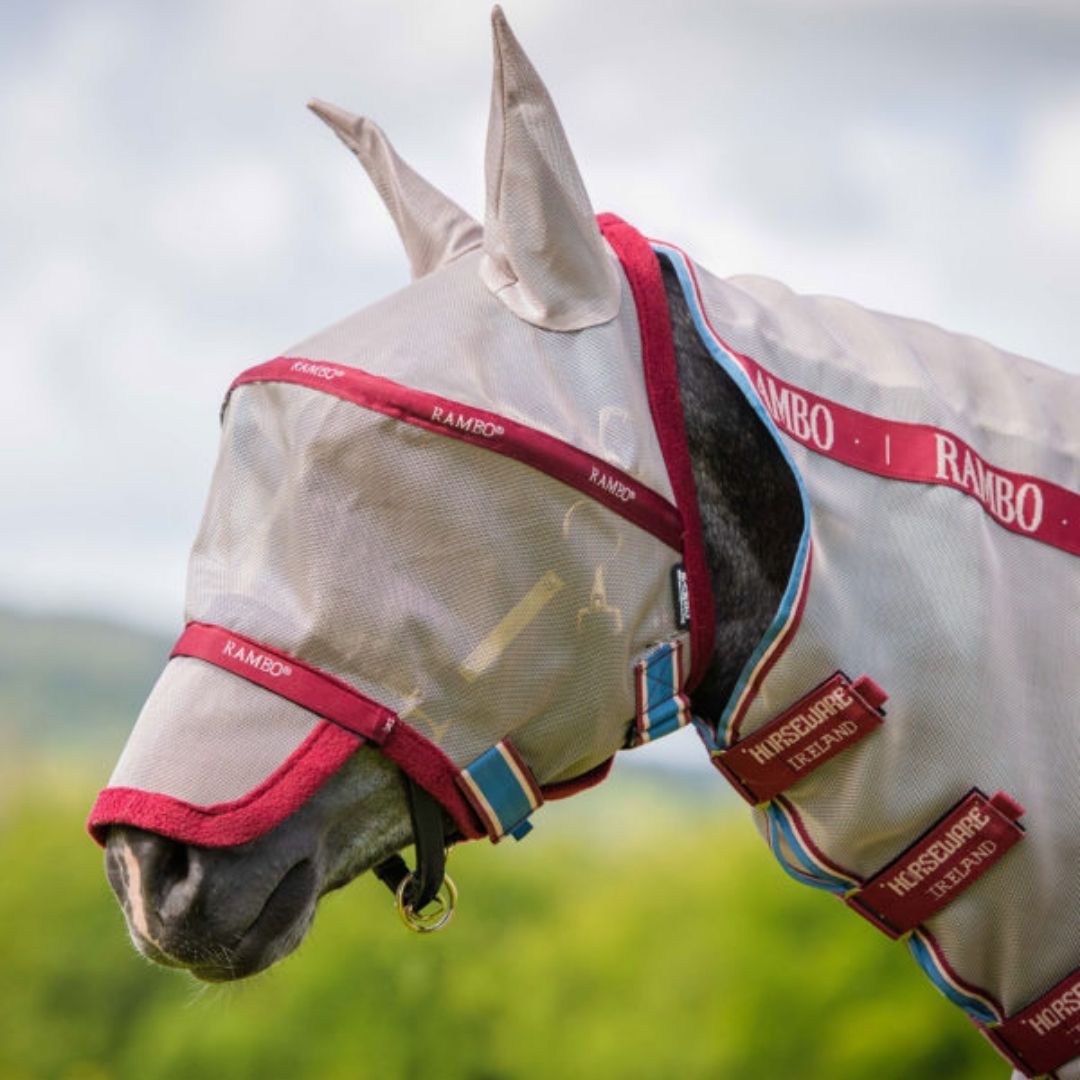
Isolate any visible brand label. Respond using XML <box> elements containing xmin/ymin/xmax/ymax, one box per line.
<box><xmin>589</xmin><ymin>465</ymin><xmax>637</xmax><ymax>502</ymax></box>
<box><xmin>933</xmin><ymin>433</ymin><xmax>1045</xmax><ymax>534</ymax></box>
<box><xmin>671</xmin><ymin>564</ymin><xmax>691</xmax><ymax>629</ymax></box>
<box><xmin>850</xmin><ymin>789</ymin><xmax>1024</xmax><ymax>937</ymax></box>
<box><xmin>754</xmin><ymin>369</ymin><xmax>836</xmax><ymax>451</ymax></box>
<box><xmin>988</xmin><ymin>968</ymin><xmax>1080</xmax><ymax>1075</ymax></box>
<box><xmin>728</xmin><ymin>350</ymin><xmax>1079</xmax><ymax>557</ymax></box>
<box><xmin>716</xmin><ymin>672</ymin><xmax>885</xmax><ymax>803</ymax></box>
<box><xmin>222</xmin><ymin>638</ymin><xmax>293</xmax><ymax>678</ymax></box>
<box><xmin>290</xmin><ymin>360</ymin><xmax>345</xmax><ymax>380</ymax></box>
<box><xmin>430</xmin><ymin>405</ymin><xmax>505</xmax><ymax>439</ymax></box>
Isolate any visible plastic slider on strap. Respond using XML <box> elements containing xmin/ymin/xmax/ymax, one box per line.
<box><xmin>627</xmin><ymin>639</ymin><xmax>691</xmax><ymax>747</ymax></box>
<box><xmin>456</xmin><ymin>740</ymin><xmax>543</xmax><ymax>843</ymax></box>
<box><xmin>846</xmin><ymin>789</ymin><xmax>1026</xmax><ymax>939</ymax></box>
<box><xmin>713</xmin><ymin>671</ymin><xmax>887</xmax><ymax>804</ymax></box>
<box><xmin>981</xmin><ymin>966</ymin><xmax>1080</xmax><ymax>1078</ymax></box>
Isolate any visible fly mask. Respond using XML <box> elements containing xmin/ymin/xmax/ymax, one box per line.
<box><xmin>87</xmin><ymin>12</ymin><xmax>714</xmax><ymax>919</ymax></box>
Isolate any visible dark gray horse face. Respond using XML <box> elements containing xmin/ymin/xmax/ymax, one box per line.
<box><xmin>104</xmin><ymin>747</ymin><xmax>410</xmax><ymax>979</ymax></box>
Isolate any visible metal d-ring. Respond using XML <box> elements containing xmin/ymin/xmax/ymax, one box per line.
<box><xmin>395</xmin><ymin>872</ymin><xmax>459</xmax><ymax>933</ymax></box>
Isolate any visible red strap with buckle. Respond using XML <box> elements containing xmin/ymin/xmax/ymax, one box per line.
<box><xmin>846</xmin><ymin>789</ymin><xmax>1025</xmax><ymax>938</ymax></box>
<box><xmin>981</xmin><ymin>966</ymin><xmax>1080</xmax><ymax>1077</ymax></box>
<box><xmin>714</xmin><ymin>672</ymin><xmax>887</xmax><ymax>804</ymax></box>
<box><xmin>172</xmin><ymin>622</ymin><xmax>397</xmax><ymax>743</ymax></box>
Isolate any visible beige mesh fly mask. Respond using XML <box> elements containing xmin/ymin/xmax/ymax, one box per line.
<box><xmin>89</xmin><ymin>10</ymin><xmax>1079</xmax><ymax>1078</ymax></box>
<box><xmin>89</xmin><ymin>216</ymin><xmax>712</xmax><ymax>855</ymax></box>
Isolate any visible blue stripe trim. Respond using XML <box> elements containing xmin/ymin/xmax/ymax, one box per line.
<box><xmin>650</xmin><ymin>244</ymin><xmax>812</xmax><ymax>747</ymax></box>
<box><xmin>462</xmin><ymin>744</ymin><xmax>537</xmax><ymax>839</ymax></box>
<box><xmin>645</xmin><ymin>647</ymin><xmax>675</xmax><ymax>710</ymax></box>
<box><xmin>640</xmin><ymin>697</ymin><xmax>686</xmax><ymax>742</ymax></box>
<box><xmin>907</xmin><ymin>932</ymin><xmax>999</xmax><ymax>1024</ymax></box>
<box><xmin>633</xmin><ymin>641</ymin><xmax>690</xmax><ymax>745</ymax></box>
<box><xmin>764</xmin><ymin>802</ymin><xmax>855</xmax><ymax>895</ymax></box>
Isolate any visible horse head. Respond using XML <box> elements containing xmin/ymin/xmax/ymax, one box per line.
<box><xmin>89</xmin><ymin>10</ymin><xmax>1079</xmax><ymax>1079</ymax></box>
<box><xmin>91</xmin><ymin>7</ymin><xmax>779</xmax><ymax>979</ymax></box>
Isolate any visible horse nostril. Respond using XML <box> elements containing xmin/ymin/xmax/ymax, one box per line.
<box><xmin>106</xmin><ymin>826</ymin><xmax>204</xmax><ymax>942</ymax></box>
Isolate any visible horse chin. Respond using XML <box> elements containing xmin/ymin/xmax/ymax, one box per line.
<box><xmin>104</xmin><ymin>747</ymin><xmax>415</xmax><ymax>981</ymax></box>
<box><xmin>189</xmin><ymin>859</ymin><xmax>319</xmax><ymax>982</ymax></box>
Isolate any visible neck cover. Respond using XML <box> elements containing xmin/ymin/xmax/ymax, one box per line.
<box><xmin>651</xmin><ymin>242</ymin><xmax>1078</xmax><ymax>1080</ymax></box>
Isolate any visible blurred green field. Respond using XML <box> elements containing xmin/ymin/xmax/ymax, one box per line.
<box><xmin>0</xmin><ymin>755</ymin><xmax>1004</xmax><ymax>1080</ymax></box>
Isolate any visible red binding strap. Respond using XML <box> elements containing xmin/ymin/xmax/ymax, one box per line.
<box><xmin>173</xmin><ymin>623</ymin><xmax>396</xmax><ymax>743</ymax></box>
<box><xmin>734</xmin><ymin>351</ymin><xmax>1080</xmax><ymax>558</ymax></box>
<box><xmin>598</xmin><ymin>213</ymin><xmax>716</xmax><ymax>691</ymax></box>
<box><xmin>230</xmin><ymin>358</ymin><xmax>683</xmax><ymax>553</ymax></box>
<box><xmin>170</xmin><ymin>622</ymin><xmax>487</xmax><ymax>842</ymax></box>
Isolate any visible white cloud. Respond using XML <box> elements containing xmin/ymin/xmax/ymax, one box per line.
<box><xmin>1022</xmin><ymin>93</ymin><xmax>1080</xmax><ymax>240</ymax></box>
<box><xmin>1</xmin><ymin>0</ymin><xmax>1078</xmax><ymax>630</ymax></box>
<box><xmin>149</xmin><ymin>157</ymin><xmax>296</xmax><ymax>271</ymax></box>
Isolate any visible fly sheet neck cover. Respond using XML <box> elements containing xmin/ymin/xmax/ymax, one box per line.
<box><xmin>648</xmin><ymin>243</ymin><xmax>1079</xmax><ymax>1080</ymax></box>
<box><xmin>87</xmin><ymin>214</ymin><xmax>713</xmax><ymax>848</ymax></box>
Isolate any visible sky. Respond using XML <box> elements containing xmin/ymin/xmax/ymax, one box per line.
<box><xmin>2</xmin><ymin>0</ymin><xmax>1078</xmax><ymax>642</ymax></box>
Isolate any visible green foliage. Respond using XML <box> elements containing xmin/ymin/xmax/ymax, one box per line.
<box><xmin>0</xmin><ymin>766</ymin><xmax>1002</xmax><ymax>1080</ymax></box>
<box><xmin>0</xmin><ymin>608</ymin><xmax>170</xmax><ymax>767</ymax></box>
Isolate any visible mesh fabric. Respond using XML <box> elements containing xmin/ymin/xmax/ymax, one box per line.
<box><xmin>688</xmin><ymin>259</ymin><xmax>1078</xmax><ymax>1027</ymax></box>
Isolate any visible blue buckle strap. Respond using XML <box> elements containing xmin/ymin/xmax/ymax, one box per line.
<box><xmin>457</xmin><ymin>740</ymin><xmax>543</xmax><ymax>842</ymax></box>
<box><xmin>628</xmin><ymin>639</ymin><xmax>691</xmax><ymax>747</ymax></box>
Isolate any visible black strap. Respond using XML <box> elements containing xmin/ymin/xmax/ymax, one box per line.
<box><xmin>373</xmin><ymin>778</ymin><xmax>447</xmax><ymax>911</ymax></box>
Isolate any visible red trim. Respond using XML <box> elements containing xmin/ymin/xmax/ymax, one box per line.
<box><xmin>597</xmin><ymin>213</ymin><xmax>716</xmax><ymax>690</ymax></box>
<box><xmin>90</xmin><ymin>622</ymin><xmax>488</xmax><ymax>846</ymax></box>
<box><xmin>657</xmin><ymin>238</ymin><xmax>1078</xmax><ymax>558</ymax></box>
<box><xmin>541</xmin><ymin>756</ymin><xmax>615</xmax><ymax>800</ymax></box>
<box><xmin>178</xmin><ymin>621</ymin><xmax>484</xmax><ymax>841</ymax></box>
<box><xmin>87</xmin><ymin>721</ymin><xmax>361</xmax><ymax>847</ymax></box>
<box><xmin>734</xmin><ymin>352</ymin><xmax>1080</xmax><ymax>557</ymax></box>
<box><xmin>173</xmin><ymin>622</ymin><xmax>396</xmax><ymax>743</ymax></box>
<box><xmin>229</xmin><ymin>357</ymin><xmax>683</xmax><ymax>552</ymax></box>
<box><xmin>379</xmin><ymin>721</ymin><xmax>485</xmax><ymax>841</ymax></box>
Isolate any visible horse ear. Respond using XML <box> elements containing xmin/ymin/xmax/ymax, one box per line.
<box><xmin>308</xmin><ymin>100</ymin><xmax>482</xmax><ymax>279</ymax></box>
<box><xmin>480</xmin><ymin>7</ymin><xmax>620</xmax><ymax>331</ymax></box>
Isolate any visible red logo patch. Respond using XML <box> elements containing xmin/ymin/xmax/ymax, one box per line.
<box><xmin>984</xmin><ymin>966</ymin><xmax>1080</xmax><ymax>1077</ymax></box>
<box><xmin>714</xmin><ymin>672</ymin><xmax>887</xmax><ymax>804</ymax></box>
<box><xmin>848</xmin><ymin>789</ymin><xmax>1025</xmax><ymax>938</ymax></box>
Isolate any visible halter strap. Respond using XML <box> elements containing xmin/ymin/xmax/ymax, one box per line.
<box><xmin>372</xmin><ymin>778</ymin><xmax>449</xmax><ymax>912</ymax></box>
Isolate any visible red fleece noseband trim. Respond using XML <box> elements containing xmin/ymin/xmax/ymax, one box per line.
<box><xmin>88</xmin><ymin>622</ymin><xmax>489</xmax><ymax>846</ymax></box>
<box><xmin>87</xmin><ymin>720</ymin><xmax>361</xmax><ymax>847</ymax></box>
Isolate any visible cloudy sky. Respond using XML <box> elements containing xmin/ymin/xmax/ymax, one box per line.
<box><xmin>2</xmin><ymin>0</ymin><xmax>1079</xmax><ymax>637</ymax></box>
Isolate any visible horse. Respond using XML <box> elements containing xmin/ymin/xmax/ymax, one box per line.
<box><xmin>89</xmin><ymin>9</ymin><xmax>1079</xmax><ymax>1077</ymax></box>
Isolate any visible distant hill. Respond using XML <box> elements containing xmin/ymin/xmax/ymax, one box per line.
<box><xmin>0</xmin><ymin>607</ymin><xmax>171</xmax><ymax>758</ymax></box>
